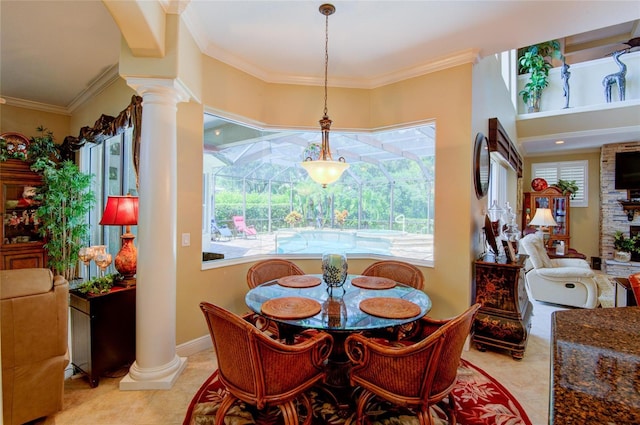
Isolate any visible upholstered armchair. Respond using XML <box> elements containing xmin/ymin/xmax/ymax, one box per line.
<box><xmin>519</xmin><ymin>233</ymin><xmax>599</xmax><ymax>308</ymax></box>
<box><xmin>199</xmin><ymin>302</ymin><xmax>333</xmax><ymax>425</ymax></box>
<box><xmin>1</xmin><ymin>268</ymin><xmax>69</xmax><ymax>425</ymax></box>
<box><xmin>346</xmin><ymin>304</ymin><xmax>481</xmax><ymax>425</ymax></box>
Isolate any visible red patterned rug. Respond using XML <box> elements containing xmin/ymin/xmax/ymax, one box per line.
<box><xmin>183</xmin><ymin>359</ymin><xmax>532</xmax><ymax>425</ymax></box>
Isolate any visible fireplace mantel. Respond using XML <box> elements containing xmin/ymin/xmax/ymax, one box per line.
<box><xmin>619</xmin><ymin>200</ymin><xmax>640</xmax><ymax>222</ymax></box>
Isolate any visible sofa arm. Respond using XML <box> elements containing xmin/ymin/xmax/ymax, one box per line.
<box><xmin>537</xmin><ymin>267</ymin><xmax>594</xmax><ymax>279</ymax></box>
<box><xmin>0</xmin><ymin>268</ymin><xmax>54</xmax><ymax>299</ymax></box>
<box><xmin>551</xmin><ymin>258</ymin><xmax>590</xmax><ymax>268</ymax></box>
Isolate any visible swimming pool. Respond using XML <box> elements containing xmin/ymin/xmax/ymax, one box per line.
<box><xmin>275</xmin><ymin>229</ymin><xmax>398</xmax><ymax>255</ymax></box>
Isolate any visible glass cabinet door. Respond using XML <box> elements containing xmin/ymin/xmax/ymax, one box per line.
<box><xmin>552</xmin><ymin>197</ymin><xmax>567</xmax><ymax>237</ymax></box>
<box><xmin>2</xmin><ymin>182</ymin><xmax>44</xmax><ymax>245</ymax></box>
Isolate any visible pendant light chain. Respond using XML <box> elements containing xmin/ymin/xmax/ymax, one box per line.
<box><xmin>301</xmin><ymin>3</ymin><xmax>348</xmax><ymax>188</ymax></box>
<box><xmin>323</xmin><ymin>10</ymin><xmax>330</xmax><ymax>118</ymax></box>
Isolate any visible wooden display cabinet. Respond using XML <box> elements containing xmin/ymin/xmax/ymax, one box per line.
<box><xmin>522</xmin><ymin>186</ymin><xmax>571</xmax><ymax>249</ymax></box>
<box><xmin>472</xmin><ymin>255</ymin><xmax>532</xmax><ymax>360</ymax></box>
<box><xmin>0</xmin><ymin>159</ymin><xmax>46</xmax><ymax>269</ymax></box>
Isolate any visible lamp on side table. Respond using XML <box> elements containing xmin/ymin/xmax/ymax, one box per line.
<box><xmin>528</xmin><ymin>208</ymin><xmax>557</xmax><ymax>247</ymax></box>
<box><xmin>99</xmin><ymin>195</ymin><xmax>138</xmax><ymax>286</ymax></box>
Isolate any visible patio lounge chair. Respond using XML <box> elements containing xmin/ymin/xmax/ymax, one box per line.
<box><xmin>233</xmin><ymin>216</ymin><xmax>257</xmax><ymax>238</ymax></box>
<box><xmin>211</xmin><ymin>219</ymin><xmax>233</xmax><ymax>242</ymax></box>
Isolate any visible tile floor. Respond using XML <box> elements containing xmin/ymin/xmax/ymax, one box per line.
<box><xmin>34</xmin><ymin>299</ymin><xmax>565</xmax><ymax>425</ymax></box>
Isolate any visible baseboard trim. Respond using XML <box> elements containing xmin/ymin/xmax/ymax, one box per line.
<box><xmin>177</xmin><ymin>335</ymin><xmax>212</xmax><ymax>357</ymax></box>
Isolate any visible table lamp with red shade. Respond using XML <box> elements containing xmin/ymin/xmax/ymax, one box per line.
<box><xmin>99</xmin><ymin>195</ymin><xmax>138</xmax><ymax>285</ymax></box>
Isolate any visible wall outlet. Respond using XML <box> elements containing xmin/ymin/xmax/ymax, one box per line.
<box><xmin>181</xmin><ymin>233</ymin><xmax>191</xmax><ymax>247</ymax></box>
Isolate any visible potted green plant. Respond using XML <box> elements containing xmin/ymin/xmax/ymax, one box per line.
<box><xmin>34</xmin><ymin>159</ymin><xmax>95</xmax><ymax>280</ymax></box>
<box><xmin>555</xmin><ymin>179</ymin><xmax>579</xmax><ymax>199</ymax></box>
<box><xmin>613</xmin><ymin>231</ymin><xmax>640</xmax><ymax>262</ymax></box>
<box><xmin>518</xmin><ymin>40</ymin><xmax>563</xmax><ymax>113</ymax></box>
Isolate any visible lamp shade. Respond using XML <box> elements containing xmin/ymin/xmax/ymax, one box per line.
<box><xmin>99</xmin><ymin>195</ymin><xmax>138</xmax><ymax>280</ymax></box>
<box><xmin>528</xmin><ymin>208</ymin><xmax>557</xmax><ymax>227</ymax></box>
<box><xmin>99</xmin><ymin>196</ymin><xmax>138</xmax><ymax>226</ymax></box>
<box><xmin>301</xmin><ymin>160</ymin><xmax>349</xmax><ymax>187</ymax></box>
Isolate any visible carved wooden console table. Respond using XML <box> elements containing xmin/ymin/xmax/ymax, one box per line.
<box><xmin>472</xmin><ymin>255</ymin><xmax>532</xmax><ymax>360</ymax></box>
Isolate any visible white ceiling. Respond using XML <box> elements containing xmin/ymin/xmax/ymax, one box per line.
<box><xmin>1</xmin><ymin>1</ymin><xmax>639</xmax><ymax>154</ymax></box>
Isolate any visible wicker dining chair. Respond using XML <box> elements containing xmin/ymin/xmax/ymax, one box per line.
<box><xmin>346</xmin><ymin>303</ymin><xmax>481</xmax><ymax>425</ymax></box>
<box><xmin>247</xmin><ymin>258</ymin><xmax>305</xmax><ymax>289</ymax></box>
<box><xmin>199</xmin><ymin>302</ymin><xmax>333</xmax><ymax>425</ymax></box>
<box><xmin>361</xmin><ymin>260</ymin><xmax>425</xmax><ymax>290</ymax></box>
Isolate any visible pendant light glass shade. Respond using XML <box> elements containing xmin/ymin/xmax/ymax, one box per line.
<box><xmin>301</xmin><ymin>3</ymin><xmax>349</xmax><ymax>188</ymax></box>
<box><xmin>302</xmin><ymin>158</ymin><xmax>349</xmax><ymax>187</ymax></box>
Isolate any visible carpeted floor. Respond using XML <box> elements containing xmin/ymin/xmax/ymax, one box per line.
<box><xmin>183</xmin><ymin>359</ymin><xmax>532</xmax><ymax>425</ymax></box>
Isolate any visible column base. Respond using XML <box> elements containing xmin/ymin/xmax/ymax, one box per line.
<box><xmin>119</xmin><ymin>356</ymin><xmax>187</xmax><ymax>390</ymax></box>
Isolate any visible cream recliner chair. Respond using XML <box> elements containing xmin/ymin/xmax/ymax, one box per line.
<box><xmin>1</xmin><ymin>268</ymin><xmax>69</xmax><ymax>425</ymax></box>
<box><xmin>519</xmin><ymin>233</ymin><xmax>599</xmax><ymax>309</ymax></box>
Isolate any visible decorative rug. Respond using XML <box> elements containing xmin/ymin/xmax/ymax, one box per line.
<box><xmin>183</xmin><ymin>359</ymin><xmax>532</xmax><ymax>425</ymax></box>
<box><xmin>595</xmin><ymin>272</ymin><xmax>615</xmax><ymax>308</ymax></box>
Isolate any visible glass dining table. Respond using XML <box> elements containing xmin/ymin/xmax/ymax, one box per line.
<box><xmin>245</xmin><ymin>274</ymin><xmax>432</xmax><ymax>395</ymax></box>
<box><xmin>245</xmin><ymin>273</ymin><xmax>432</xmax><ymax>332</ymax></box>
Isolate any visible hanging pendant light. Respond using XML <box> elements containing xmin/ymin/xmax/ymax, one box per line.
<box><xmin>301</xmin><ymin>3</ymin><xmax>349</xmax><ymax>188</ymax></box>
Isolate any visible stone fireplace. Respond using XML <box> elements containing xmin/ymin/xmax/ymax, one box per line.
<box><xmin>632</xmin><ymin>226</ymin><xmax>640</xmax><ymax>262</ymax></box>
<box><xmin>601</xmin><ymin>142</ymin><xmax>640</xmax><ymax>277</ymax></box>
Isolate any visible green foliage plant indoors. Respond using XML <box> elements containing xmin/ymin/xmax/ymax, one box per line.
<box><xmin>518</xmin><ymin>40</ymin><xmax>563</xmax><ymax>113</ymax></box>
<box><xmin>34</xmin><ymin>160</ymin><xmax>95</xmax><ymax>281</ymax></box>
<box><xmin>76</xmin><ymin>273</ymin><xmax>121</xmax><ymax>295</ymax></box>
<box><xmin>0</xmin><ymin>125</ymin><xmax>60</xmax><ymax>165</ymax></box>
<box><xmin>555</xmin><ymin>179</ymin><xmax>579</xmax><ymax>198</ymax></box>
<box><xmin>614</xmin><ymin>231</ymin><xmax>640</xmax><ymax>254</ymax></box>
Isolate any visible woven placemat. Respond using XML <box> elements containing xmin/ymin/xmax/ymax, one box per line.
<box><xmin>359</xmin><ymin>297</ymin><xmax>421</xmax><ymax>319</ymax></box>
<box><xmin>261</xmin><ymin>297</ymin><xmax>321</xmax><ymax>320</ymax></box>
<box><xmin>277</xmin><ymin>275</ymin><xmax>322</xmax><ymax>288</ymax></box>
<box><xmin>351</xmin><ymin>276</ymin><xmax>396</xmax><ymax>290</ymax></box>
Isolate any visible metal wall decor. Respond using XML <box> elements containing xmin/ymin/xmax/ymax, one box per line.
<box><xmin>602</xmin><ymin>49</ymin><xmax>627</xmax><ymax>103</ymax></box>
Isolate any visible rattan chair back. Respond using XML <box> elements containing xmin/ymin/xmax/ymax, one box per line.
<box><xmin>247</xmin><ymin>259</ymin><xmax>305</xmax><ymax>289</ymax></box>
<box><xmin>346</xmin><ymin>303</ymin><xmax>481</xmax><ymax>425</ymax></box>
<box><xmin>362</xmin><ymin>260</ymin><xmax>425</xmax><ymax>290</ymax></box>
<box><xmin>199</xmin><ymin>302</ymin><xmax>332</xmax><ymax>425</ymax></box>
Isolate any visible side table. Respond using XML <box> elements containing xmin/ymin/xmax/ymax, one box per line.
<box><xmin>614</xmin><ymin>277</ymin><xmax>637</xmax><ymax>307</ymax></box>
<box><xmin>70</xmin><ymin>285</ymin><xmax>136</xmax><ymax>387</ymax></box>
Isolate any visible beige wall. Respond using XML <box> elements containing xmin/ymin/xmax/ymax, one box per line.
<box><xmin>175</xmin><ymin>55</ymin><xmax>479</xmax><ymax>344</ymax></box>
<box><xmin>1</xmin><ymin>9</ymin><xmax>515</xmax><ymax>347</ymax></box>
<box><xmin>0</xmin><ymin>104</ymin><xmax>70</xmax><ymax>143</ymax></box>
<box><xmin>472</xmin><ymin>54</ymin><xmax>523</xmax><ymax>252</ymax></box>
<box><xmin>522</xmin><ymin>151</ymin><xmax>601</xmax><ymax>260</ymax></box>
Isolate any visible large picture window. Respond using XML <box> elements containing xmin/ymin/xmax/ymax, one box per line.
<box><xmin>202</xmin><ymin>114</ymin><xmax>436</xmax><ymax>265</ymax></box>
<box><xmin>82</xmin><ymin>128</ymin><xmax>137</xmax><ymax>278</ymax></box>
<box><xmin>531</xmin><ymin>160</ymin><xmax>588</xmax><ymax>207</ymax></box>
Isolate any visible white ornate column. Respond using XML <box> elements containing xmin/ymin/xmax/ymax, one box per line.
<box><xmin>120</xmin><ymin>78</ymin><xmax>190</xmax><ymax>390</ymax></box>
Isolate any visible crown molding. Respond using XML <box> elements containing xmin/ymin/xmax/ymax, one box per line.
<box><xmin>2</xmin><ymin>64</ymin><xmax>121</xmax><ymax>116</ymax></box>
<box><xmin>182</xmin><ymin>4</ymin><xmax>481</xmax><ymax>90</ymax></box>
<box><xmin>68</xmin><ymin>64</ymin><xmax>121</xmax><ymax>113</ymax></box>
<box><xmin>199</xmin><ymin>46</ymin><xmax>481</xmax><ymax>89</ymax></box>
<box><xmin>2</xmin><ymin>97</ymin><xmax>70</xmax><ymax>116</ymax></box>
<box><xmin>160</xmin><ymin>0</ymin><xmax>190</xmax><ymax>15</ymax></box>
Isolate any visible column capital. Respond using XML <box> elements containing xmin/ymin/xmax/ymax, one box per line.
<box><xmin>127</xmin><ymin>77</ymin><xmax>192</xmax><ymax>104</ymax></box>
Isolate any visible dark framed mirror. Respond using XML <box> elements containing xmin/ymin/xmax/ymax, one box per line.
<box><xmin>474</xmin><ymin>132</ymin><xmax>490</xmax><ymax>199</ymax></box>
